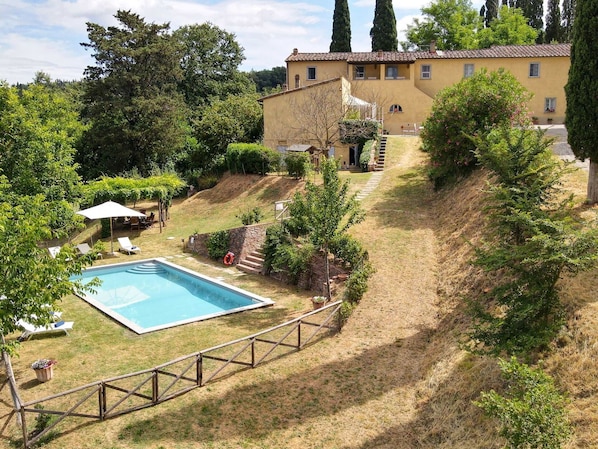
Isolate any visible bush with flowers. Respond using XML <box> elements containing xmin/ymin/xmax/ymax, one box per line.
<box><xmin>31</xmin><ymin>359</ymin><xmax>57</xmax><ymax>370</ymax></box>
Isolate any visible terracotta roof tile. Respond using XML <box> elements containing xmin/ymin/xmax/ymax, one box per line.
<box><xmin>416</xmin><ymin>43</ymin><xmax>571</xmax><ymax>59</ymax></box>
<box><xmin>285</xmin><ymin>44</ymin><xmax>571</xmax><ymax>64</ymax></box>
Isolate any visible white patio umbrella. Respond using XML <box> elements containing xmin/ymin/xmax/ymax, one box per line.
<box><xmin>76</xmin><ymin>201</ymin><xmax>145</xmax><ymax>254</ymax></box>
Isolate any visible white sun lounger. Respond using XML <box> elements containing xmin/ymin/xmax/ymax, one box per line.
<box><xmin>118</xmin><ymin>237</ymin><xmax>141</xmax><ymax>255</ymax></box>
<box><xmin>48</xmin><ymin>246</ymin><xmax>62</xmax><ymax>258</ymax></box>
<box><xmin>17</xmin><ymin>319</ymin><xmax>74</xmax><ymax>341</ymax></box>
<box><xmin>77</xmin><ymin>243</ymin><xmax>103</xmax><ymax>259</ymax></box>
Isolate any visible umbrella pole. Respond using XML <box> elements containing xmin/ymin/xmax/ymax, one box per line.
<box><xmin>110</xmin><ymin>217</ymin><xmax>114</xmax><ymax>254</ymax></box>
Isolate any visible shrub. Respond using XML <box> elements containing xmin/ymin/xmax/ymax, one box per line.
<box><xmin>263</xmin><ymin>225</ymin><xmax>291</xmax><ymax>274</ymax></box>
<box><xmin>236</xmin><ymin>207</ymin><xmax>263</xmax><ymax>226</ymax></box>
<box><xmin>263</xmin><ymin>224</ymin><xmax>315</xmax><ymax>284</ymax></box>
<box><xmin>28</xmin><ymin>404</ymin><xmax>58</xmax><ymax>443</ymax></box>
<box><xmin>271</xmin><ymin>242</ymin><xmax>315</xmax><ymax>284</ymax></box>
<box><xmin>207</xmin><ymin>230</ymin><xmax>230</xmax><ymax>259</ymax></box>
<box><xmin>330</xmin><ymin>234</ymin><xmax>368</xmax><ymax>268</ymax></box>
<box><xmin>359</xmin><ymin>139</ymin><xmax>375</xmax><ymax>171</ymax></box>
<box><xmin>344</xmin><ymin>261</ymin><xmax>375</xmax><ymax>303</ymax></box>
<box><xmin>475</xmin><ymin>357</ymin><xmax>571</xmax><ymax>449</ymax></box>
<box><xmin>225</xmin><ymin>143</ymin><xmax>281</xmax><ymax>175</ymax></box>
<box><xmin>466</xmin><ymin>127</ymin><xmax>598</xmax><ymax>355</ymax></box>
<box><xmin>285</xmin><ymin>152</ymin><xmax>311</xmax><ymax>179</ymax></box>
<box><xmin>421</xmin><ymin>69</ymin><xmax>531</xmax><ymax>190</ymax></box>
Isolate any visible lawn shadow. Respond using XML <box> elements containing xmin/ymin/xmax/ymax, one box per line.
<box><xmin>112</xmin><ymin>323</ymin><xmax>442</xmax><ymax>446</ymax></box>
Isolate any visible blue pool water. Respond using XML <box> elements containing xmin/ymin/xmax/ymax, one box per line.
<box><xmin>73</xmin><ymin>259</ymin><xmax>274</xmax><ymax>334</ymax></box>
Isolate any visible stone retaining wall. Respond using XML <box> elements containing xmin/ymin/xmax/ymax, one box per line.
<box><xmin>186</xmin><ymin>223</ymin><xmax>348</xmax><ymax>298</ymax></box>
<box><xmin>186</xmin><ymin>223</ymin><xmax>269</xmax><ymax>264</ymax></box>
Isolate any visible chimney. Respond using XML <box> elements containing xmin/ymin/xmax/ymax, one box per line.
<box><xmin>430</xmin><ymin>41</ymin><xmax>436</xmax><ymax>53</ymax></box>
<box><xmin>293</xmin><ymin>48</ymin><xmax>298</xmax><ymax>55</ymax></box>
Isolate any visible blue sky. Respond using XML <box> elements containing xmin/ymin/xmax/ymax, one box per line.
<box><xmin>0</xmin><ymin>0</ymin><xmax>481</xmax><ymax>84</ymax></box>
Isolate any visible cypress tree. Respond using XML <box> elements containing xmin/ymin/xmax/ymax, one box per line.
<box><xmin>561</xmin><ymin>0</ymin><xmax>576</xmax><ymax>42</ymax></box>
<box><xmin>370</xmin><ymin>0</ymin><xmax>398</xmax><ymax>51</ymax></box>
<box><xmin>484</xmin><ymin>0</ymin><xmax>500</xmax><ymax>27</ymax></box>
<box><xmin>330</xmin><ymin>0</ymin><xmax>352</xmax><ymax>52</ymax></box>
<box><xmin>565</xmin><ymin>0</ymin><xmax>598</xmax><ymax>203</ymax></box>
<box><xmin>544</xmin><ymin>0</ymin><xmax>562</xmax><ymax>42</ymax></box>
<box><xmin>516</xmin><ymin>0</ymin><xmax>544</xmax><ymax>33</ymax></box>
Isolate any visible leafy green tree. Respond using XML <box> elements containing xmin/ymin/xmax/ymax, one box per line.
<box><xmin>79</xmin><ymin>10</ymin><xmax>189</xmax><ymax>178</ymax></box>
<box><xmin>475</xmin><ymin>358</ymin><xmax>571</xmax><ymax>449</ymax></box>
<box><xmin>544</xmin><ymin>0</ymin><xmax>562</xmax><ymax>42</ymax></box>
<box><xmin>467</xmin><ymin>128</ymin><xmax>598</xmax><ymax>354</ymax></box>
<box><xmin>175</xmin><ymin>23</ymin><xmax>254</xmax><ymax>113</ymax></box>
<box><xmin>248</xmin><ymin>67</ymin><xmax>286</xmax><ymax>93</ymax></box>
<box><xmin>420</xmin><ymin>69</ymin><xmax>531</xmax><ymax>189</ymax></box>
<box><xmin>477</xmin><ymin>6</ymin><xmax>538</xmax><ymax>47</ymax></box>
<box><xmin>402</xmin><ymin>0</ymin><xmax>483</xmax><ymax>50</ymax></box>
<box><xmin>0</xmin><ymin>81</ymin><xmax>84</xmax><ymax>230</ymax></box>
<box><xmin>193</xmin><ymin>93</ymin><xmax>263</xmax><ymax>159</ymax></box>
<box><xmin>287</xmin><ymin>157</ymin><xmax>365</xmax><ymax>298</ymax></box>
<box><xmin>330</xmin><ymin>0</ymin><xmax>352</xmax><ymax>52</ymax></box>
<box><xmin>565</xmin><ymin>0</ymin><xmax>598</xmax><ymax>203</ymax></box>
<box><xmin>0</xmin><ymin>179</ymin><xmax>98</xmax><ymax>355</ymax></box>
<box><xmin>370</xmin><ymin>0</ymin><xmax>398</xmax><ymax>51</ymax></box>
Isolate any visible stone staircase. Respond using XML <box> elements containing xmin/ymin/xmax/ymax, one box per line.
<box><xmin>375</xmin><ymin>136</ymin><xmax>387</xmax><ymax>171</ymax></box>
<box><xmin>236</xmin><ymin>248</ymin><xmax>265</xmax><ymax>275</ymax></box>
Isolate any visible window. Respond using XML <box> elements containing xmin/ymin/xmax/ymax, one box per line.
<box><xmin>389</xmin><ymin>104</ymin><xmax>403</xmax><ymax>113</ymax></box>
<box><xmin>529</xmin><ymin>63</ymin><xmax>540</xmax><ymax>77</ymax></box>
<box><xmin>307</xmin><ymin>67</ymin><xmax>316</xmax><ymax>80</ymax></box>
<box><xmin>294</xmin><ymin>74</ymin><xmax>300</xmax><ymax>89</ymax></box>
<box><xmin>464</xmin><ymin>63</ymin><xmax>474</xmax><ymax>78</ymax></box>
<box><xmin>421</xmin><ymin>64</ymin><xmax>431</xmax><ymax>79</ymax></box>
<box><xmin>385</xmin><ymin>65</ymin><xmax>398</xmax><ymax>79</ymax></box>
<box><xmin>355</xmin><ymin>66</ymin><xmax>365</xmax><ymax>79</ymax></box>
<box><xmin>545</xmin><ymin>97</ymin><xmax>556</xmax><ymax>113</ymax></box>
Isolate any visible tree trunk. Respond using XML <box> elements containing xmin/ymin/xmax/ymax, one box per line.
<box><xmin>324</xmin><ymin>248</ymin><xmax>332</xmax><ymax>300</ymax></box>
<box><xmin>588</xmin><ymin>159</ymin><xmax>598</xmax><ymax>204</ymax></box>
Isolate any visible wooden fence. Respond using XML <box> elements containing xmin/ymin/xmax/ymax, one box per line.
<box><xmin>2</xmin><ymin>301</ymin><xmax>341</xmax><ymax>448</ymax></box>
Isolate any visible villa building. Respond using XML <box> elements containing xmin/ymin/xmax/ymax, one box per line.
<box><xmin>260</xmin><ymin>43</ymin><xmax>571</xmax><ymax>168</ymax></box>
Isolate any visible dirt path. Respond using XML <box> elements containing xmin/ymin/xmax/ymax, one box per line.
<box><xmin>261</xmin><ymin>136</ymin><xmax>443</xmax><ymax>449</ymax></box>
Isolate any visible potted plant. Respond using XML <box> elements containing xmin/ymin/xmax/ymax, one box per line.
<box><xmin>531</xmin><ymin>116</ymin><xmax>539</xmax><ymax>125</ymax></box>
<box><xmin>31</xmin><ymin>359</ymin><xmax>57</xmax><ymax>382</ymax></box>
<box><xmin>311</xmin><ymin>296</ymin><xmax>327</xmax><ymax>310</ymax></box>
<box><xmin>547</xmin><ymin>117</ymin><xmax>553</xmax><ymax>124</ymax></box>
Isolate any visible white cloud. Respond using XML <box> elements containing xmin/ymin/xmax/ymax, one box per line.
<box><xmin>0</xmin><ymin>33</ymin><xmax>92</xmax><ymax>83</ymax></box>
<box><xmin>0</xmin><ymin>0</ymin><xmax>334</xmax><ymax>82</ymax></box>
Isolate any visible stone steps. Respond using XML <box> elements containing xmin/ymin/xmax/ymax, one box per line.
<box><xmin>375</xmin><ymin>136</ymin><xmax>387</xmax><ymax>171</ymax></box>
<box><xmin>236</xmin><ymin>249</ymin><xmax>265</xmax><ymax>275</ymax></box>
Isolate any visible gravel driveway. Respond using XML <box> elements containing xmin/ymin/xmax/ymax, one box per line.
<box><xmin>543</xmin><ymin>124</ymin><xmax>589</xmax><ymax>170</ymax></box>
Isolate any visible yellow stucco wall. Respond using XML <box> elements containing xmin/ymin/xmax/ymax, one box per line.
<box><xmin>262</xmin><ymin>78</ymin><xmax>354</xmax><ymax>165</ymax></box>
<box><xmin>286</xmin><ymin>60</ymin><xmax>349</xmax><ymax>88</ymax></box>
<box><xmin>413</xmin><ymin>56</ymin><xmax>569</xmax><ymax>124</ymax></box>
<box><xmin>265</xmin><ymin>50</ymin><xmax>569</xmax><ymax>161</ymax></box>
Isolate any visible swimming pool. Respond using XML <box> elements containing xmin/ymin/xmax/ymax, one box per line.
<box><xmin>73</xmin><ymin>258</ymin><xmax>274</xmax><ymax>334</ymax></box>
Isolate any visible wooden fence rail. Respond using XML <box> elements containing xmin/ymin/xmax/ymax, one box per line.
<box><xmin>4</xmin><ymin>301</ymin><xmax>341</xmax><ymax>448</ymax></box>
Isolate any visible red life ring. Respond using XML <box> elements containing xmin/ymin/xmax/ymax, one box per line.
<box><xmin>223</xmin><ymin>252</ymin><xmax>235</xmax><ymax>265</ymax></box>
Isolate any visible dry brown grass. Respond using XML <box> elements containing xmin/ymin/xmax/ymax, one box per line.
<box><xmin>1</xmin><ymin>137</ymin><xmax>597</xmax><ymax>449</ymax></box>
